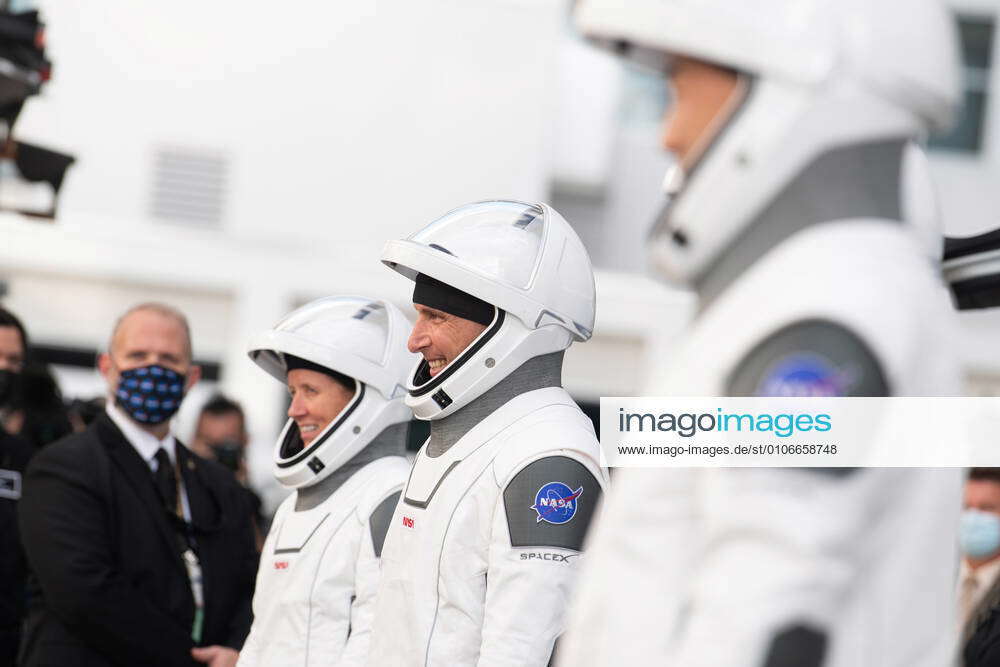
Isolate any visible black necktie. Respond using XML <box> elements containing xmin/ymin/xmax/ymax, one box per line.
<box><xmin>153</xmin><ymin>448</ymin><xmax>178</xmax><ymax>516</ymax></box>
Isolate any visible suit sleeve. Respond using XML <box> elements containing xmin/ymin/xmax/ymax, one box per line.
<box><xmin>233</xmin><ymin>593</ymin><xmax>262</xmax><ymax>665</ymax></box>
<box><xmin>223</xmin><ymin>483</ymin><xmax>259</xmax><ymax>650</ymax></box>
<box><xmin>338</xmin><ymin>490</ymin><xmax>401</xmax><ymax>667</ymax></box>
<box><xmin>477</xmin><ymin>452</ymin><xmax>604</xmax><ymax>667</ymax></box>
<box><xmin>670</xmin><ymin>319</ymin><xmax>888</xmax><ymax>667</ymax></box>
<box><xmin>18</xmin><ymin>442</ymin><xmax>198</xmax><ymax>667</ymax></box>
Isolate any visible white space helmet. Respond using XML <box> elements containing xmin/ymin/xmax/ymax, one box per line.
<box><xmin>575</xmin><ymin>0</ymin><xmax>960</xmax><ymax>285</ymax></box>
<box><xmin>247</xmin><ymin>296</ymin><xmax>417</xmax><ymax>489</ymax></box>
<box><xmin>382</xmin><ymin>200</ymin><xmax>595</xmax><ymax>420</ymax></box>
<box><xmin>901</xmin><ymin>142</ymin><xmax>944</xmax><ymax>263</ymax></box>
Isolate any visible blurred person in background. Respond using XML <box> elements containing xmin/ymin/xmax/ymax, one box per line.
<box><xmin>191</xmin><ymin>394</ymin><xmax>267</xmax><ymax>548</ymax></box>
<box><xmin>562</xmin><ymin>0</ymin><xmax>964</xmax><ymax>665</ymax></box>
<box><xmin>18</xmin><ymin>302</ymin><xmax>257</xmax><ymax>667</ymax></box>
<box><xmin>0</xmin><ymin>307</ymin><xmax>71</xmax><ymax>659</ymax></box>
<box><xmin>0</xmin><ymin>306</ymin><xmax>28</xmax><ymax>432</ymax></box>
<box><xmin>0</xmin><ymin>305</ymin><xmax>73</xmax><ymax>449</ymax></box>
<box><xmin>190</xmin><ymin>394</ymin><xmax>248</xmax><ymax>474</ymax></box>
<box><xmin>67</xmin><ymin>396</ymin><xmax>107</xmax><ymax>433</ymax></box>
<box><xmin>369</xmin><ymin>201</ymin><xmax>607</xmax><ymax>666</ymax></box>
<box><xmin>10</xmin><ymin>363</ymin><xmax>74</xmax><ymax>449</ymax></box>
<box><xmin>959</xmin><ymin>468</ymin><xmax>1000</xmax><ymax>667</ymax></box>
<box><xmin>238</xmin><ymin>296</ymin><xmax>416</xmax><ymax>667</ymax></box>
<box><xmin>0</xmin><ymin>416</ymin><xmax>33</xmax><ymax>664</ymax></box>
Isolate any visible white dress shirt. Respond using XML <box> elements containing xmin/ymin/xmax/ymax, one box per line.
<box><xmin>959</xmin><ymin>556</ymin><xmax>1000</xmax><ymax>625</ymax></box>
<box><xmin>106</xmin><ymin>401</ymin><xmax>191</xmax><ymax>522</ymax></box>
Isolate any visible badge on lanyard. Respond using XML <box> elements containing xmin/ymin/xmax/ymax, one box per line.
<box><xmin>0</xmin><ymin>468</ymin><xmax>22</xmax><ymax>500</ymax></box>
<box><xmin>182</xmin><ymin>548</ymin><xmax>205</xmax><ymax>643</ymax></box>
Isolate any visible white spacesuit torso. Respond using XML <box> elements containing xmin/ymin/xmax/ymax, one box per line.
<box><xmin>562</xmin><ymin>220</ymin><xmax>963</xmax><ymax>667</ymax></box>
<box><xmin>368</xmin><ymin>387</ymin><xmax>607</xmax><ymax>667</ymax></box>
<box><xmin>238</xmin><ymin>456</ymin><xmax>410</xmax><ymax>667</ymax></box>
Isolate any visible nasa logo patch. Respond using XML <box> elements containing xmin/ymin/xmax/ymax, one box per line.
<box><xmin>531</xmin><ymin>481</ymin><xmax>583</xmax><ymax>525</ymax></box>
<box><xmin>757</xmin><ymin>354</ymin><xmax>851</xmax><ymax>397</ymax></box>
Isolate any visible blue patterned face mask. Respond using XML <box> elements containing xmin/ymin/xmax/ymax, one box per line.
<box><xmin>115</xmin><ymin>364</ymin><xmax>186</xmax><ymax>425</ymax></box>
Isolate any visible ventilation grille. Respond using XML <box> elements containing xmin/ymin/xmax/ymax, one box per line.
<box><xmin>150</xmin><ymin>147</ymin><xmax>228</xmax><ymax>227</ymax></box>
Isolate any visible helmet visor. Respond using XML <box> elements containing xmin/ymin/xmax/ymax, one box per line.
<box><xmin>407</xmin><ymin>200</ymin><xmax>546</xmax><ymax>290</ymax></box>
<box><xmin>270</xmin><ymin>296</ymin><xmax>393</xmax><ymax>369</ymax></box>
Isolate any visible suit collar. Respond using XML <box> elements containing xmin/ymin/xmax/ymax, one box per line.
<box><xmin>428</xmin><ymin>351</ymin><xmax>564</xmax><ymax>457</ymax></box>
<box><xmin>104</xmin><ymin>401</ymin><xmax>178</xmax><ymax>467</ymax></box>
<box><xmin>963</xmin><ymin>557</ymin><xmax>1000</xmax><ymax>644</ymax></box>
<box><xmin>97</xmin><ymin>414</ymin><xmax>225</xmax><ymax>532</ymax></box>
<box><xmin>97</xmin><ymin>413</ymin><xmax>188</xmax><ymax>575</ymax></box>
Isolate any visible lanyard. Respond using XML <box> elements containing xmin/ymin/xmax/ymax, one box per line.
<box><xmin>163</xmin><ymin>459</ymin><xmax>206</xmax><ymax>644</ymax></box>
<box><xmin>182</xmin><ymin>548</ymin><xmax>205</xmax><ymax>644</ymax></box>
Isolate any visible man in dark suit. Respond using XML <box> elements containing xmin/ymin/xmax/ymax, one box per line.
<box><xmin>960</xmin><ymin>468</ymin><xmax>1000</xmax><ymax>667</ymax></box>
<box><xmin>1</xmin><ymin>428</ymin><xmax>32</xmax><ymax>664</ymax></box>
<box><xmin>18</xmin><ymin>302</ymin><xmax>257</xmax><ymax>667</ymax></box>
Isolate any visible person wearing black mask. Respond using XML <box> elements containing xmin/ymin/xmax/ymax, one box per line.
<box><xmin>0</xmin><ymin>305</ymin><xmax>73</xmax><ymax>449</ymax></box>
<box><xmin>0</xmin><ymin>306</ymin><xmax>28</xmax><ymax>433</ymax></box>
<box><xmin>0</xmin><ymin>306</ymin><xmax>34</xmax><ymax>661</ymax></box>
<box><xmin>191</xmin><ymin>394</ymin><xmax>266</xmax><ymax>549</ymax></box>
<box><xmin>11</xmin><ymin>363</ymin><xmax>74</xmax><ymax>449</ymax></box>
<box><xmin>1</xmin><ymin>418</ymin><xmax>32</xmax><ymax>664</ymax></box>
<box><xmin>18</xmin><ymin>302</ymin><xmax>256</xmax><ymax>667</ymax></box>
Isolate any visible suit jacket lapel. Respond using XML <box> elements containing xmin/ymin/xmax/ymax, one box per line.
<box><xmin>98</xmin><ymin>414</ymin><xmax>187</xmax><ymax>577</ymax></box>
<box><xmin>175</xmin><ymin>443</ymin><xmax>226</xmax><ymax>611</ymax></box>
<box><xmin>175</xmin><ymin>444</ymin><xmax>221</xmax><ymax>534</ymax></box>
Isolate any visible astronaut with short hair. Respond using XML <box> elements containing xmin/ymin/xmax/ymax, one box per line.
<box><xmin>238</xmin><ymin>297</ymin><xmax>417</xmax><ymax>667</ymax></box>
<box><xmin>367</xmin><ymin>200</ymin><xmax>608</xmax><ymax>667</ymax></box>
<box><xmin>560</xmin><ymin>1</ymin><xmax>964</xmax><ymax>665</ymax></box>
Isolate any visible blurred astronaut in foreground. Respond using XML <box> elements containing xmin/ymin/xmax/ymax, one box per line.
<box><xmin>368</xmin><ymin>201</ymin><xmax>608</xmax><ymax>666</ymax></box>
<box><xmin>561</xmin><ymin>1</ymin><xmax>964</xmax><ymax>665</ymax></box>
<box><xmin>238</xmin><ymin>297</ymin><xmax>416</xmax><ymax>667</ymax></box>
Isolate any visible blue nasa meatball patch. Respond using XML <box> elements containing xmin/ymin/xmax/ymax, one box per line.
<box><xmin>728</xmin><ymin>321</ymin><xmax>888</xmax><ymax>399</ymax></box>
<box><xmin>504</xmin><ymin>456</ymin><xmax>601</xmax><ymax>550</ymax></box>
<box><xmin>757</xmin><ymin>354</ymin><xmax>850</xmax><ymax>397</ymax></box>
<box><xmin>530</xmin><ymin>481</ymin><xmax>584</xmax><ymax>525</ymax></box>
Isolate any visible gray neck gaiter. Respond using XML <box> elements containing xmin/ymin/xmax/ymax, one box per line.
<box><xmin>694</xmin><ymin>139</ymin><xmax>905</xmax><ymax>311</ymax></box>
<box><xmin>295</xmin><ymin>421</ymin><xmax>409</xmax><ymax>511</ymax></box>
<box><xmin>427</xmin><ymin>350</ymin><xmax>564</xmax><ymax>458</ymax></box>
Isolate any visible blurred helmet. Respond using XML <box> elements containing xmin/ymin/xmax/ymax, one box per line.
<box><xmin>247</xmin><ymin>296</ymin><xmax>416</xmax><ymax>489</ymax></box>
<box><xmin>382</xmin><ymin>200</ymin><xmax>595</xmax><ymax>420</ymax></box>
<box><xmin>901</xmin><ymin>141</ymin><xmax>945</xmax><ymax>262</ymax></box>
<box><xmin>574</xmin><ymin>0</ymin><xmax>960</xmax><ymax>284</ymax></box>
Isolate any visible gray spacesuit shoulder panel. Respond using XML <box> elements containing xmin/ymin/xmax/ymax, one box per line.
<box><xmin>503</xmin><ymin>456</ymin><xmax>601</xmax><ymax>551</ymax></box>
<box><xmin>726</xmin><ymin>318</ymin><xmax>890</xmax><ymax>398</ymax></box>
<box><xmin>726</xmin><ymin>319</ymin><xmax>887</xmax><ymax>479</ymax></box>
<box><xmin>369</xmin><ymin>490</ymin><xmax>401</xmax><ymax>558</ymax></box>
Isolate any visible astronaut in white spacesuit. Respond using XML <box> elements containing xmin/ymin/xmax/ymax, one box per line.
<box><xmin>559</xmin><ymin>1</ymin><xmax>965</xmax><ymax>666</ymax></box>
<box><xmin>367</xmin><ymin>200</ymin><xmax>609</xmax><ymax>667</ymax></box>
<box><xmin>237</xmin><ymin>296</ymin><xmax>417</xmax><ymax>667</ymax></box>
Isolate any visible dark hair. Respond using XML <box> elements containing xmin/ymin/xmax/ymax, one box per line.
<box><xmin>284</xmin><ymin>354</ymin><xmax>355</xmax><ymax>393</ymax></box>
<box><xmin>970</xmin><ymin>468</ymin><xmax>1000</xmax><ymax>485</ymax></box>
<box><xmin>0</xmin><ymin>305</ymin><xmax>29</xmax><ymax>360</ymax></box>
<box><xmin>14</xmin><ymin>362</ymin><xmax>73</xmax><ymax>449</ymax></box>
<box><xmin>198</xmin><ymin>394</ymin><xmax>246</xmax><ymax>434</ymax></box>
